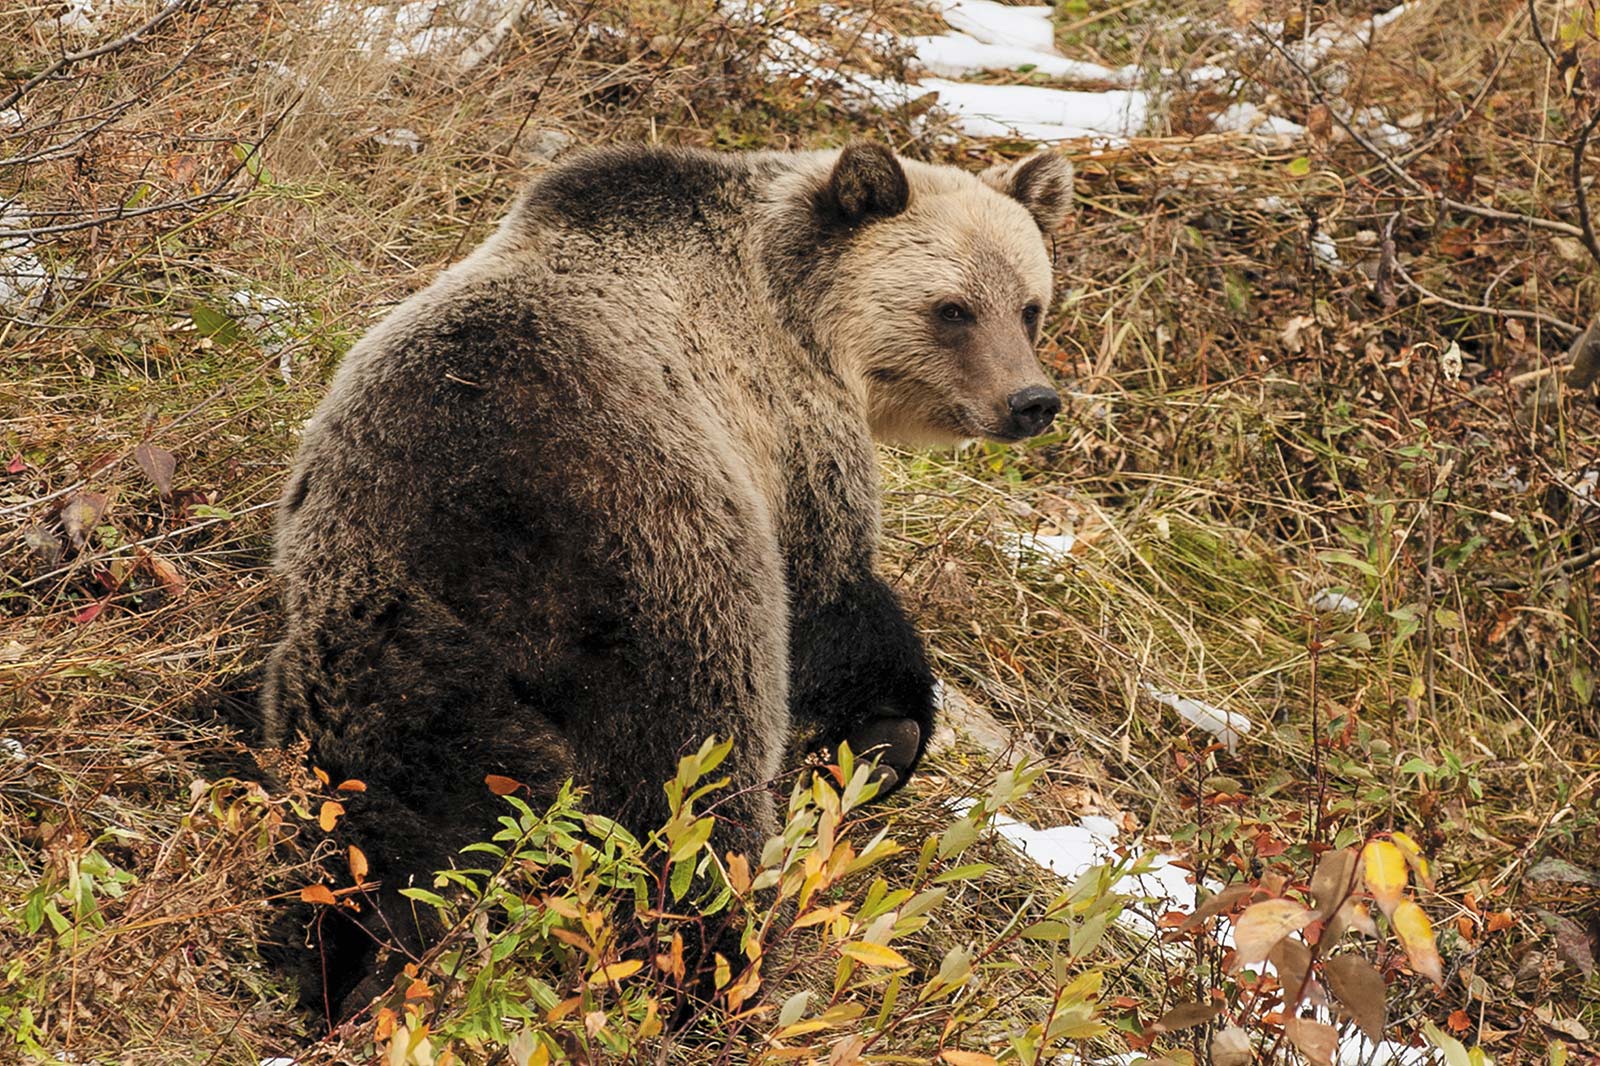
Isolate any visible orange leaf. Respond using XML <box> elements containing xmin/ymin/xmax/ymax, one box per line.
<box><xmin>374</xmin><ymin>1006</ymin><xmax>397</xmax><ymax>1040</ymax></box>
<box><xmin>485</xmin><ymin>774</ymin><xmax>523</xmax><ymax>796</ymax></box>
<box><xmin>1448</xmin><ymin>1009</ymin><xmax>1472</xmax><ymax>1033</ymax></box>
<box><xmin>318</xmin><ymin>800</ymin><xmax>345</xmax><ymax>832</ymax></box>
<box><xmin>942</xmin><ymin>1053</ymin><xmax>1000</xmax><ymax>1066</ymax></box>
<box><xmin>348</xmin><ymin>845</ymin><xmax>369</xmax><ymax>883</ymax></box>
<box><xmin>1487</xmin><ymin>910</ymin><xmax>1514</xmax><ymax>934</ymax></box>
<box><xmin>313</xmin><ymin>766</ymin><xmax>330</xmax><ymax>786</ymax></box>
<box><xmin>1393</xmin><ymin>900</ymin><xmax>1443</xmax><ymax>987</ymax></box>
<box><xmin>336</xmin><ymin>778</ymin><xmax>367</xmax><ymax>792</ymax></box>
<box><xmin>404</xmin><ymin>978</ymin><xmax>432</xmax><ymax>1000</ymax></box>
<box><xmin>726</xmin><ymin>851</ymin><xmax>750</xmax><ymax>895</ymax></box>
<box><xmin>1362</xmin><ymin>840</ymin><xmax>1408</xmax><ymax>919</ymax></box>
<box><xmin>300</xmin><ymin>884</ymin><xmax>337</xmax><ymax>905</ymax></box>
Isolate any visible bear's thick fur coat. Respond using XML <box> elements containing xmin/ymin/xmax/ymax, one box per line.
<box><xmin>263</xmin><ymin>142</ymin><xmax>1071</xmax><ymax>1011</ymax></box>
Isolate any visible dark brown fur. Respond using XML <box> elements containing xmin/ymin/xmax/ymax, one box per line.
<box><xmin>262</xmin><ymin>142</ymin><xmax>1071</xmax><ymax>1012</ymax></box>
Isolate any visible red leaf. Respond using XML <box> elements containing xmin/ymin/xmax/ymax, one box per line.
<box><xmin>485</xmin><ymin>774</ymin><xmax>523</xmax><ymax>796</ymax></box>
<box><xmin>5</xmin><ymin>454</ymin><xmax>24</xmax><ymax>474</ymax></box>
<box><xmin>73</xmin><ymin>602</ymin><xmax>104</xmax><ymax>624</ymax></box>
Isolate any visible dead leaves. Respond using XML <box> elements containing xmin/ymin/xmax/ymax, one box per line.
<box><xmin>1231</xmin><ymin>898</ymin><xmax>1315</xmax><ymax>970</ymax></box>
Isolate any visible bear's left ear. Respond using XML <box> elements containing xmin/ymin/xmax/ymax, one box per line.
<box><xmin>981</xmin><ymin>153</ymin><xmax>1074</xmax><ymax>234</ymax></box>
<box><xmin>822</xmin><ymin>142</ymin><xmax>910</xmax><ymax>227</ymax></box>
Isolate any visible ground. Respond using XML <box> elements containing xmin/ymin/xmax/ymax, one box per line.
<box><xmin>1</xmin><ymin>0</ymin><xmax>1597</xmax><ymax>1064</ymax></box>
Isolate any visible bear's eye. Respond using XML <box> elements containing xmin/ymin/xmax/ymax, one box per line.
<box><xmin>937</xmin><ymin>302</ymin><xmax>973</xmax><ymax>324</ymax></box>
<box><xmin>1022</xmin><ymin>304</ymin><xmax>1042</xmax><ymax>327</ymax></box>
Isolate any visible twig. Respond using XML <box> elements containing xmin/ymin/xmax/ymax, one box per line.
<box><xmin>1391</xmin><ymin>254</ymin><xmax>1582</xmax><ymax>335</ymax></box>
<box><xmin>1254</xmin><ymin>25</ymin><xmax>1589</xmax><ymax>241</ymax></box>
<box><xmin>1568</xmin><ymin>107</ymin><xmax>1600</xmax><ymax>270</ymax></box>
<box><xmin>1528</xmin><ymin>0</ymin><xmax>1561</xmax><ymax>67</ymax></box>
<box><xmin>0</xmin><ymin>0</ymin><xmax>198</xmax><ymax>113</ymax></box>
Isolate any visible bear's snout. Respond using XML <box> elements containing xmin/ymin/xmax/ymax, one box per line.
<box><xmin>1005</xmin><ymin>385</ymin><xmax>1061</xmax><ymax>438</ymax></box>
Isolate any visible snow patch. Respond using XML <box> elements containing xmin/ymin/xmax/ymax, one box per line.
<box><xmin>909</xmin><ymin>32</ymin><xmax>1132</xmax><ymax>84</ymax></box>
<box><xmin>1212</xmin><ymin>102</ymin><xmax>1305</xmax><ymax>139</ymax></box>
<box><xmin>936</xmin><ymin>0</ymin><xmax>1055</xmax><ymax>53</ymax></box>
<box><xmin>1311</xmin><ymin>589</ymin><xmax>1361</xmax><ymax>615</ymax></box>
<box><xmin>1142</xmin><ymin>683</ymin><xmax>1252</xmax><ymax>753</ymax></box>
<box><xmin>921</xmin><ymin>79</ymin><xmax>1146</xmax><ymax>141</ymax></box>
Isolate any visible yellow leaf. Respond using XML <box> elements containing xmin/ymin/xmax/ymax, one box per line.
<box><xmin>942</xmin><ymin>1053</ymin><xmax>1000</xmax><ymax>1066</ymax></box>
<box><xmin>840</xmin><ymin>941</ymin><xmax>910</xmax><ymax>968</ymax></box>
<box><xmin>1393</xmin><ymin>900</ymin><xmax>1444</xmax><ymax>987</ymax></box>
<box><xmin>792</xmin><ymin>902</ymin><xmax>851</xmax><ymax>930</ymax></box>
<box><xmin>1362</xmin><ymin>840</ymin><xmax>1409</xmax><ymax>919</ymax></box>
<box><xmin>588</xmin><ymin>959</ymin><xmax>643</xmax><ymax>986</ymax></box>
<box><xmin>313</xmin><ymin>765</ymin><xmax>330</xmax><ymax>786</ymax></box>
<box><xmin>1231</xmin><ymin>899</ymin><xmax>1315</xmax><ymax>969</ymax></box>
<box><xmin>1390</xmin><ymin>832</ymin><xmax>1434</xmax><ymax>888</ymax></box>
<box><xmin>319</xmin><ymin>800</ymin><xmax>345</xmax><ymax>833</ymax></box>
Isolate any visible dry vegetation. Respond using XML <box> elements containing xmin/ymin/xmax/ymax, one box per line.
<box><xmin>2</xmin><ymin>0</ymin><xmax>1598</xmax><ymax>1063</ymax></box>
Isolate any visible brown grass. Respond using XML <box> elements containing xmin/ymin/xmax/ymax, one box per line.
<box><xmin>3</xmin><ymin>0</ymin><xmax>1597</xmax><ymax>1062</ymax></box>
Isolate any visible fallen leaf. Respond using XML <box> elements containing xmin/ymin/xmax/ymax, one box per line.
<box><xmin>147</xmin><ymin>553</ymin><xmax>186</xmax><ymax>597</ymax></box>
<box><xmin>1539</xmin><ymin>909</ymin><xmax>1596</xmax><ymax>979</ymax></box>
<box><xmin>1527</xmin><ymin>858</ymin><xmax>1600</xmax><ymax>887</ymax></box>
<box><xmin>348</xmin><ymin>845</ymin><xmax>368</xmax><ymax>883</ymax></box>
<box><xmin>941</xmin><ymin>1053</ymin><xmax>999</xmax><ymax>1066</ymax></box>
<box><xmin>1362</xmin><ymin>840</ymin><xmax>1409</xmax><ymax>919</ymax></box>
<box><xmin>336</xmin><ymin>778</ymin><xmax>367</xmax><ymax>792</ymax></box>
<box><xmin>485</xmin><ymin>774</ymin><xmax>523</xmax><ymax>796</ymax></box>
<box><xmin>5</xmin><ymin>454</ymin><xmax>24</xmax><ymax>474</ymax></box>
<box><xmin>1393</xmin><ymin>900</ymin><xmax>1444</xmax><ymax>986</ymax></box>
<box><xmin>319</xmin><ymin>800</ymin><xmax>345</xmax><ymax>832</ymax></box>
<box><xmin>72</xmin><ymin>601</ymin><xmax>105</xmax><ymax>624</ymax></box>
<box><xmin>1231</xmin><ymin>899</ymin><xmax>1315</xmax><ymax>969</ymax></box>
<box><xmin>1448</xmin><ymin>1009</ymin><xmax>1471</xmax><ymax>1034</ymax></box>
<box><xmin>1323</xmin><ymin>953</ymin><xmax>1387</xmax><ymax>1041</ymax></box>
<box><xmin>134</xmin><ymin>442</ymin><xmax>176</xmax><ymax>496</ymax></box>
<box><xmin>300</xmin><ymin>884</ymin><xmax>336</xmax><ymax>905</ymax></box>
<box><xmin>59</xmin><ymin>491</ymin><xmax>108</xmax><ymax>548</ymax></box>
<box><xmin>1285</xmin><ymin>1017</ymin><xmax>1338</xmax><ymax>1066</ymax></box>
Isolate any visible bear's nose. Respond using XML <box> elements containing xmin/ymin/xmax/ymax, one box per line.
<box><xmin>1006</xmin><ymin>385</ymin><xmax>1061</xmax><ymax>438</ymax></box>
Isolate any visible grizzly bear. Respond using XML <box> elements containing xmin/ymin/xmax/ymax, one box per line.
<box><xmin>262</xmin><ymin>141</ymin><xmax>1070</xmax><ymax>1013</ymax></box>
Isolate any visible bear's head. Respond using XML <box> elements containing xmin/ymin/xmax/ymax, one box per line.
<box><xmin>808</xmin><ymin>142</ymin><xmax>1071</xmax><ymax>446</ymax></box>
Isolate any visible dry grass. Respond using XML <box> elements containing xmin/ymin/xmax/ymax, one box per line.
<box><xmin>3</xmin><ymin>0</ymin><xmax>1598</xmax><ymax>1062</ymax></box>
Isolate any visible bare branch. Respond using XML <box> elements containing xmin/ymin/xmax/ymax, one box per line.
<box><xmin>0</xmin><ymin>0</ymin><xmax>198</xmax><ymax>114</ymax></box>
<box><xmin>1390</xmin><ymin>255</ymin><xmax>1582</xmax><ymax>336</ymax></box>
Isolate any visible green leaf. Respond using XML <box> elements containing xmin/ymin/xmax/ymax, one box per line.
<box><xmin>190</xmin><ymin>302</ymin><xmax>242</xmax><ymax>344</ymax></box>
<box><xmin>1287</xmin><ymin>156</ymin><xmax>1312</xmax><ymax>176</ymax></box>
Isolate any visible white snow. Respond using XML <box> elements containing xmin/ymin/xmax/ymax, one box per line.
<box><xmin>1311</xmin><ymin>589</ymin><xmax>1361</xmax><ymax>615</ymax></box>
<box><xmin>1141</xmin><ymin>682</ymin><xmax>1252</xmax><ymax>753</ymax></box>
<box><xmin>921</xmin><ymin>79</ymin><xmax>1147</xmax><ymax>141</ymax></box>
<box><xmin>995</xmin><ymin>530</ymin><xmax>1078</xmax><ymax>562</ymax></box>
<box><xmin>1211</xmin><ymin>102</ymin><xmax>1305</xmax><ymax>139</ymax></box>
<box><xmin>908</xmin><ymin>32</ymin><xmax>1132</xmax><ymax>84</ymax></box>
<box><xmin>0</xmin><ymin>198</ymin><xmax>52</xmax><ymax>314</ymax></box>
<box><xmin>936</xmin><ymin>0</ymin><xmax>1055</xmax><ymax>53</ymax></box>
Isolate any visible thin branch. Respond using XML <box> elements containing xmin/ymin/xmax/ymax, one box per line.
<box><xmin>1528</xmin><ymin>0</ymin><xmax>1562</xmax><ymax>67</ymax></box>
<box><xmin>1254</xmin><ymin>24</ymin><xmax>1589</xmax><ymax>240</ymax></box>
<box><xmin>1391</xmin><ymin>254</ymin><xmax>1582</xmax><ymax>335</ymax></box>
<box><xmin>0</xmin><ymin>0</ymin><xmax>198</xmax><ymax>113</ymax></box>
<box><xmin>1569</xmin><ymin>107</ymin><xmax>1600</xmax><ymax>269</ymax></box>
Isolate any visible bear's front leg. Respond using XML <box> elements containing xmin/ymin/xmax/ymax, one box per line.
<box><xmin>788</xmin><ymin>572</ymin><xmax>936</xmax><ymax>796</ymax></box>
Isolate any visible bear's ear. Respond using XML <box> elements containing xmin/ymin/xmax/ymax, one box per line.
<box><xmin>822</xmin><ymin>142</ymin><xmax>910</xmax><ymax>227</ymax></box>
<box><xmin>981</xmin><ymin>153</ymin><xmax>1074</xmax><ymax>234</ymax></box>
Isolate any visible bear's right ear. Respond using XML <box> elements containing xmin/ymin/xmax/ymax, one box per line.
<box><xmin>821</xmin><ymin>142</ymin><xmax>910</xmax><ymax>227</ymax></box>
<box><xmin>981</xmin><ymin>152</ymin><xmax>1074</xmax><ymax>234</ymax></box>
